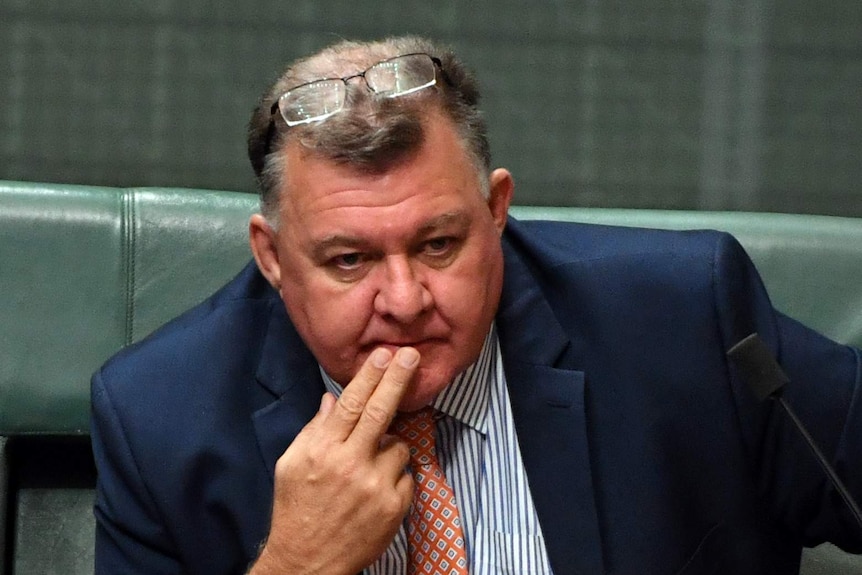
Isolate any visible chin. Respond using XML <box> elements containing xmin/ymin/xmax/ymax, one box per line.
<box><xmin>397</xmin><ymin>366</ymin><xmax>457</xmax><ymax>413</ymax></box>
<box><xmin>397</xmin><ymin>395</ymin><xmax>433</xmax><ymax>413</ymax></box>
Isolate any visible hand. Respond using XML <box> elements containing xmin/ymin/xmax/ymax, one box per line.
<box><xmin>249</xmin><ymin>347</ymin><xmax>419</xmax><ymax>575</ymax></box>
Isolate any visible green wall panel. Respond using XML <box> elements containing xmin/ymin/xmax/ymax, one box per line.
<box><xmin>1</xmin><ymin>0</ymin><xmax>860</xmax><ymax>216</ymax></box>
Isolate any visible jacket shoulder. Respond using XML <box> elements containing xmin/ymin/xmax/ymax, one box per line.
<box><xmin>96</xmin><ymin>261</ymin><xmax>278</xmax><ymax>392</ymax></box>
<box><xmin>503</xmin><ymin>217</ymin><xmax>734</xmax><ymax>267</ymax></box>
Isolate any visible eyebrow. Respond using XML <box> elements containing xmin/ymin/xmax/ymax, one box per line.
<box><xmin>415</xmin><ymin>211</ymin><xmax>470</xmax><ymax>236</ymax></box>
<box><xmin>309</xmin><ymin>211</ymin><xmax>471</xmax><ymax>261</ymax></box>
<box><xmin>310</xmin><ymin>235</ymin><xmax>369</xmax><ymax>262</ymax></box>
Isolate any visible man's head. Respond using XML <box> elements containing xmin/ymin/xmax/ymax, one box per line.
<box><xmin>247</xmin><ymin>36</ymin><xmax>492</xmax><ymax>222</ymax></box>
<box><xmin>247</xmin><ymin>36</ymin><xmax>513</xmax><ymax>411</ymax></box>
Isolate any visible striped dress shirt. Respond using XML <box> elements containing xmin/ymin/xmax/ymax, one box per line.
<box><xmin>320</xmin><ymin>326</ymin><xmax>554</xmax><ymax>574</ymax></box>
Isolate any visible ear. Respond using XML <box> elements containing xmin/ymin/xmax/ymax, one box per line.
<box><xmin>249</xmin><ymin>214</ymin><xmax>282</xmax><ymax>290</ymax></box>
<box><xmin>487</xmin><ymin>168</ymin><xmax>514</xmax><ymax>234</ymax></box>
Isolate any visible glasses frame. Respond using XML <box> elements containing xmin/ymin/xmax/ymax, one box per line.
<box><xmin>269</xmin><ymin>53</ymin><xmax>444</xmax><ymax>127</ymax></box>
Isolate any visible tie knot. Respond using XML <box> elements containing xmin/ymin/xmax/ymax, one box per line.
<box><xmin>393</xmin><ymin>407</ymin><xmax>437</xmax><ymax>465</ymax></box>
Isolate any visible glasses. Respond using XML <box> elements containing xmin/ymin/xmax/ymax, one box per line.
<box><xmin>270</xmin><ymin>53</ymin><xmax>443</xmax><ymax>127</ymax></box>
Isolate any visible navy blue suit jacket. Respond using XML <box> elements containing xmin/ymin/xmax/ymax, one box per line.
<box><xmin>92</xmin><ymin>218</ymin><xmax>862</xmax><ymax>575</ymax></box>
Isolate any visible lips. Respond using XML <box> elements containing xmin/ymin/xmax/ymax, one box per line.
<box><xmin>360</xmin><ymin>337</ymin><xmax>446</xmax><ymax>354</ymax></box>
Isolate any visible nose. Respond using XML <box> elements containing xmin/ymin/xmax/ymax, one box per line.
<box><xmin>373</xmin><ymin>256</ymin><xmax>433</xmax><ymax>323</ymax></box>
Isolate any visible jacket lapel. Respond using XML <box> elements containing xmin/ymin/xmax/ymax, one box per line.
<box><xmin>497</xmin><ymin>232</ymin><xmax>605</xmax><ymax>575</ymax></box>
<box><xmin>251</xmin><ymin>300</ymin><xmax>325</xmax><ymax>480</ymax></box>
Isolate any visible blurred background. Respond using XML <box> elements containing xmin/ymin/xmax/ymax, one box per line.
<box><xmin>1</xmin><ymin>0</ymin><xmax>860</xmax><ymax>216</ymax></box>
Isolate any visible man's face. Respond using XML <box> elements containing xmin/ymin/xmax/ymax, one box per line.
<box><xmin>253</xmin><ymin>109</ymin><xmax>512</xmax><ymax>411</ymax></box>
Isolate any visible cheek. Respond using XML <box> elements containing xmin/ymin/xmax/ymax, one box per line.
<box><xmin>281</xmin><ymin>277</ymin><xmax>375</xmax><ymax>359</ymax></box>
<box><xmin>431</xmin><ymin>244</ymin><xmax>504</xmax><ymax>330</ymax></box>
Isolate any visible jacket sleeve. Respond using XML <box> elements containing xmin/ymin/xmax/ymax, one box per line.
<box><xmin>91</xmin><ymin>368</ymin><xmax>185</xmax><ymax>574</ymax></box>
<box><xmin>711</xmin><ymin>232</ymin><xmax>862</xmax><ymax>552</ymax></box>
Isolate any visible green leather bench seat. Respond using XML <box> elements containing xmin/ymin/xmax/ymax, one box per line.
<box><xmin>1</xmin><ymin>180</ymin><xmax>861</xmax><ymax>574</ymax></box>
<box><xmin>3</xmin><ymin>182</ymin><xmax>861</xmax><ymax>436</ymax></box>
<box><xmin>1</xmin><ymin>182</ymin><xmax>257</xmax><ymax>435</ymax></box>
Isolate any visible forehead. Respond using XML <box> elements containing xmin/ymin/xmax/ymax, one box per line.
<box><xmin>278</xmin><ymin>110</ymin><xmax>485</xmax><ymax>229</ymax></box>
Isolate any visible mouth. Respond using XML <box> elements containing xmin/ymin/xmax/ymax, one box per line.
<box><xmin>361</xmin><ymin>337</ymin><xmax>446</xmax><ymax>355</ymax></box>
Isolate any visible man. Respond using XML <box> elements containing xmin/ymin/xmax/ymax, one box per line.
<box><xmin>91</xmin><ymin>36</ymin><xmax>862</xmax><ymax>574</ymax></box>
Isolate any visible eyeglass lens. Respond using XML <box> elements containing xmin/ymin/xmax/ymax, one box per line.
<box><xmin>279</xmin><ymin>80</ymin><xmax>346</xmax><ymax>125</ymax></box>
<box><xmin>365</xmin><ymin>54</ymin><xmax>435</xmax><ymax>96</ymax></box>
<box><xmin>277</xmin><ymin>53</ymin><xmax>436</xmax><ymax>126</ymax></box>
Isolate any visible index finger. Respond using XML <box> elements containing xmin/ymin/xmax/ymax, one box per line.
<box><xmin>349</xmin><ymin>347</ymin><xmax>419</xmax><ymax>449</ymax></box>
<box><xmin>323</xmin><ymin>347</ymin><xmax>395</xmax><ymax>441</ymax></box>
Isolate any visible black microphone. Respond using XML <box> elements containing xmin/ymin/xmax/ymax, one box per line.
<box><xmin>727</xmin><ymin>333</ymin><xmax>862</xmax><ymax>530</ymax></box>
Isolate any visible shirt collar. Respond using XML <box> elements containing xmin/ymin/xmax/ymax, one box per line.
<box><xmin>319</xmin><ymin>325</ymin><xmax>497</xmax><ymax>435</ymax></box>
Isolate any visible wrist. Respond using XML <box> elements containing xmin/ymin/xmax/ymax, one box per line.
<box><xmin>247</xmin><ymin>542</ymin><xmax>293</xmax><ymax>575</ymax></box>
<box><xmin>248</xmin><ymin>542</ymin><xmax>353</xmax><ymax>575</ymax></box>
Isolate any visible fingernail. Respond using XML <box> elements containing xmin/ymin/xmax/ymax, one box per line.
<box><xmin>372</xmin><ymin>347</ymin><xmax>392</xmax><ymax>368</ymax></box>
<box><xmin>397</xmin><ymin>347</ymin><xmax>419</xmax><ymax>368</ymax></box>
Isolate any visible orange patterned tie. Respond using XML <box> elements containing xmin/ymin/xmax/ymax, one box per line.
<box><xmin>393</xmin><ymin>408</ymin><xmax>469</xmax><ymax>575</ymax></box>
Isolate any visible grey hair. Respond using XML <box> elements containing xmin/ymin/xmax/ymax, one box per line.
<box><xmin>247</xmin><ymin>36</ymin><xmax>491</xmax><ymax>224</ymax></box>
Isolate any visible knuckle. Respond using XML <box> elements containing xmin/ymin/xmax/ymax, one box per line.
<box><xmin>273</xmin><ymin>458</ymin><xmax>289</xmax><ymax>480</ymax></box>
<box><xmin>359</xmin><ymin>473</ymin><xmax>381</xmax><ymax>494</ymax></box>
<box><xmin>274</xmin><ymin>445</ymin><xmax>301</xmax><ymax>476</ymax></box>
<box><xmin>337</xmin><ymin>393</ymin><xmax>365</xmax><ymax>417</ymax></box>
<box><xmin>363</xmin><ymin>402</ymin><xmax>392</xmax><ymax>427</ymax></box>
<box><xmin>370</xmin><ymin>487</ymin><xmax>410</xmax><ymax>523</ymax></box>
<box><xmin>397</xmin><ymin>477</ymin><xmax>415</xmax><ymax>510</ymax></box>
<box><xmin>393</xmin><ymin>440</ymin><xmax>411</xmax><ymax>464</ymax></box>
<box><xmin>380</xmin><ymin>492</ymin><xmax>406</xmax><ymax>519</ymax></box>
<box><xmin>274</xmin><ymin>438</ymin><xmax>333</xmax><ymax>481</ymax></box>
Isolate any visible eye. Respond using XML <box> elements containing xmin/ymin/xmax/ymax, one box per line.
<box><xmin>423</xmin><ymin>237</ymin><xmax>453</xmax><ymax>255</ymax></box>
<box><xmin>330</xmin><ymin>252</ymin><xmax>364</xmax><ymax>270</ymax></box>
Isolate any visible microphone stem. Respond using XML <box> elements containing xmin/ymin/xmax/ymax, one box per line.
<box><xmin>776</xmin><ymin>396</ymin><xmax>862</xmax><ymax>530</ymax></box>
